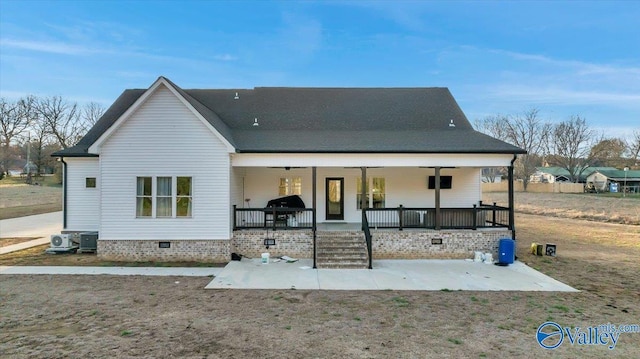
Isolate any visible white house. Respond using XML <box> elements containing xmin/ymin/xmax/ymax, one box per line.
<box><xmin>53</xmin><ymin>77</ymin><xmax>525</xmax><ymax>268</ymax></box>
<box><xmin>586</xmin><ymin>169</ymin><xmax>640</xmax><ymax>193</ymax></box>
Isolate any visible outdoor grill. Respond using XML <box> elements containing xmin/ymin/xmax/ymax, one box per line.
<box><xmin>264</xmin><ymin>195</ymin><xmax>306</xmax><ymax>227</ymax></box>
<box><xmin>265</xmin><ymin>195</ymin><xmax>306</xmax><ymax>210</ymax></box>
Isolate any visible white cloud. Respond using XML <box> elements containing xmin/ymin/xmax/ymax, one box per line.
<box><xmin>492</xmin><ymin>48</ymin><xmax>640</xmax><ymax>77</ymax></box>
<box><xmin>0</xmin><ymin>38</ymin><xmax>100</xmax><ymax>55</ymax></box>
<box><xmin>486</xmin><ymin>85</ymin><xmax>640</xmax><ymax>108</ymax></box>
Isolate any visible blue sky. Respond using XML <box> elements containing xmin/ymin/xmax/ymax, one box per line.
<box><xmin>1</xmin><ymin>0</ymin><xmax>638</xmax><ymax>138</ymax></box>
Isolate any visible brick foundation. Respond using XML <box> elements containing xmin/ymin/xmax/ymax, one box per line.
<box><xmin>232</xmin><ymin>230</ymin><xmax>313</xmax><ymax>259</ymax></box>
<box><xmin>96</xmin><ymin>229</ymin><xmax>511</xmax><ymax>263</ymax></box>
<box><xmin>371</xmin><ymin>229</ymin><xmax>510</xmax><ymax>259</ymax></box>
<box><xmin>98</xmin><ymin>239</ymin><xmax>230</xmax><ymax>263</ymax></box>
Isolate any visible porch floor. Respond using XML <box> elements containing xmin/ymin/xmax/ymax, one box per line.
<box><xmin>205</xmin><ymin>258</ymin><xmax>577</xmax><ymax>291</ymax></box>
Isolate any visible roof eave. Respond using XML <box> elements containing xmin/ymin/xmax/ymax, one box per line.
<box><xmin>235</xmin><ymin>149</ymin><xmax>528</xmax><ymax>154</ymax></box>
<box><xmin>51</xmin><ymin>153</ymin><xmax>99</xmax><ymax>158</ymax></box>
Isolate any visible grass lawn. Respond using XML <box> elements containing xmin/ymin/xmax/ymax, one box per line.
<box><xmin>485</xmin><ymin>191</ymin><xmax>640</xmax><ymax>225</ymax></box>
<box><xmin>0</xmin><ymin>175</ymin><xmax>62</xmax><ymax>220</ymax></box>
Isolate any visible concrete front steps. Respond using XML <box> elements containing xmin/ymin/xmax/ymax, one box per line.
<box><xmin>316</xmin><ymin>231</ymin><xmax>369</xmax><ymax>269</ymax></box>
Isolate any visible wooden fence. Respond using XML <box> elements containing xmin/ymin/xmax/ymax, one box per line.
<box><xmin>482</xmin><ymin>182</ymin><xmax>584</xmax><ymax>193</ymax></box>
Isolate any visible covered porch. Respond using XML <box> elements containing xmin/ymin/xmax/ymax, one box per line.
<box><xmin>230</xmin><ymin>153</ymin><xmax>517</xmax><ymax>269</ymax></box>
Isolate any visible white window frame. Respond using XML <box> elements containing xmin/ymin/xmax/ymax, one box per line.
<box><xmin>176</xmin><ymin>176</ymin><xmax>193</xmax><ymax>218</ymax></box>
<box><xmin>135</xmin><ymin>176</ymin><xmax>193</xmax><ymax>219</ymax></box>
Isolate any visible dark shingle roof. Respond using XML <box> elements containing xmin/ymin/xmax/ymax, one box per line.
<box><xmin>54</xmin><ymin>77</ymin><xmax>526</xmax><ymax>156</ymax></box>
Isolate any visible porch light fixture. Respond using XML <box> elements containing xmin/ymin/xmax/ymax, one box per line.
<box><xmin>253</xmin><ymin>118</ymin><xmax>259</xmax><ymax>126</ymax></box>
<box><xmin>449</xmin><ymin>119</ymin><xmax>456</xmax><ymax>127</ymax></box>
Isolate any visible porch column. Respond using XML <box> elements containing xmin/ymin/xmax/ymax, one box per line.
<box><xmin>435</xmin><ymin>166</ymin><xmax>441</xmax><ymax>230</ymax></box>
<box><xmin>508</xmin><ymin>159</ymin><xmax>516</xmax><ymax>240</ymax></box>
<box><xmin>360</xmin><ymin>167</ymin><xmax>367</xmax><ymax>223</ymax></box>
<box><xmin>312</xmin><ymin>166</ymin><xmax>317</xmax><ymax>269</ymax></box>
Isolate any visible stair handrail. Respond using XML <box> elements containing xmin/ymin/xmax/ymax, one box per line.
<box><xmin>362</xmin><ymin>209</ymin><xmax>373</xmax><ymax>269</ymax></box>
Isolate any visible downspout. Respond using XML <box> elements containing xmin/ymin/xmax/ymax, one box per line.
<box><xmin>60</xmin><ymin>157</ymin><xmax>67</xmax><ymax>229</ymax></box>
<box><xmin>508</xmin><ymin>155</ymin><xmax>516</xmax><ymax>241</ymax></box>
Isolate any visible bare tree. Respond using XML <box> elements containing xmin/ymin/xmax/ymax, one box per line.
<box><xmin>627</xmin><ymin>130</ymin><xmax>640</xmax><ymax>166</ymax></box>
<box><xmin>475</xmin><ymin>115</ymin><xmax>509</xmax><ymax>184</ymax></box>
<box><xmin>476</xmin><ymin>109</ymin><xmax>550</xmax><ymax>190</ymax></box>
<box><xmin>589</xmin><ymin>137</ymin><xmax>627</xmax><ymax>168</ymax></box>
<box><xmin>28</xmin><ymin>112</ymin><xmax>56</xmax><ymax>176</ymax></box>
<box><xmin>83</xmin><ymin>102</ymin><xmax>106</xmax><ymax>126</ymax></box>
<box><xmin>548</xmin><ymin>115</ymin><xmax>600</xmax><ymax>183</ymax></box>
<box><xmin>0</xmin><ymin>96</ymin><xmax>36</xmax><ymax>175</ymax></box>
<box><xmin>36</xmin><ymin>96</ymin><xmax>86</xmax><ymax>149</ymax></box>
<box><xmin>474</xmin><ymin>115</ymin><xmax>513</xmax><ymax>144</ymax></box>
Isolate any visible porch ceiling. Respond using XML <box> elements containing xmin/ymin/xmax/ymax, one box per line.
<box><xmin>231</xmin><ymin>153</ymin><xmax>515</xmax><ymax>168</ymax></box>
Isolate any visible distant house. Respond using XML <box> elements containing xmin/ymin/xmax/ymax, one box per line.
<box><xmin>586</xmin><ymin>169</ymin><xmax>640</xmax><ymax>193</ymax></box>
<box><xmin>530</xmin><ymin>166</ymin><xmax>617</xmax><ymax>183</ymax></box>
<box><xmin>53</xmin><ymin>77</ymin><xmax>525</xmax><ymax>268</ymax></box>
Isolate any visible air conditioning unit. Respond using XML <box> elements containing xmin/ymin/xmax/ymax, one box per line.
<box><xmin>79</xmin><ymin>232</ymin><xmax>98</xmax><ymax>253</ymax></box>
<box><xmin>50</xmin><ymin>234</ymin><xmax>72</xmax><ymax>249</ymax></box>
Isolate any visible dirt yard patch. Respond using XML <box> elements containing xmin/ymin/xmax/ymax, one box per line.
<box><xmin>1</xmin><ymin>213</ymin><xmax>639</xmax><ymax>358</ymax></box>
<box><xmin>484</xmin><ymin>192</ymin><xmax>640</xmax><ymax>225</ymax></box>
<box><xmin>0</xmin><ymin>237</ymin><xmax>39</xmax><ymax>248</ymax></box>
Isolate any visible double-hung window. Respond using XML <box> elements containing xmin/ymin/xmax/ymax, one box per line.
<box><xmin>176</xmin><ymin>177</ymin><xmax>192</xmax><ymax>217</ymax></box>
<box><xmin>136</xmin><ymin>176</ymin><xmax>192</xmax><ymax>218</ymax></box>
<box><xmin>356</xmin><ymin>177</ymin><xmax>385</xmax><ymax>209</ymax></box>
<box><xmin>156</xmin><ymin>177</ymin><xmax>172</xmax><ymax>217</ymax></box>
<box><xmin>279</xmin><ymin>177</ymin><xmax>302</xmax><ymax>196</ymax></box>
<box><xmin>136</xmin><ymin>177</ymin><xmax>153</xmax><ymax>217</ymax></box>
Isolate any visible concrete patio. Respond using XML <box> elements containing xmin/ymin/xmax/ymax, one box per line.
<box><xmin>205</xmin><ymin>258</ymin><xmax>578</xmax><ymax>291</ymax></box>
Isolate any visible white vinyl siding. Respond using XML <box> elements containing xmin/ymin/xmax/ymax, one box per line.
<box><xmin>65</xmin><ymin>157</ymin><xmax>100</xmax><ymax>232</ymax></box>
<box><xmin>99</xmin><ymin>85</ymin><xmax>231</xmax><ymax>240</ymax></box>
